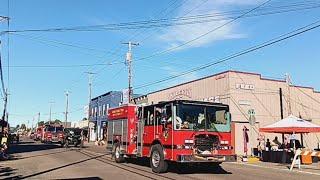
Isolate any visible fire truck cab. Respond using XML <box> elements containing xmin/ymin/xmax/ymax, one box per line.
<box><xmin>107</xmin><ymin>100</ymin><xmax>236</xmax><ymax>173</ymax></box>
<box><xmin>40</xmin><ymin>125</ymin><xmax>64</xmax><ymax>144</ymax></box>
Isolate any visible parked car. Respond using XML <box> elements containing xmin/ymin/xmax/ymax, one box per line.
<box><xmin>62</xmin><ymin>128</ymin><xmax>83</xmax><ymax>148</ymax></box>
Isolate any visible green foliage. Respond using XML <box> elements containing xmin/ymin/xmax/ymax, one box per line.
<box><xmin>38</xmin><ymin>121</ymin><xmax>45</xmax><ymax>126</ymax></box>
<box><xmin>20</xmin><ymin>123</ymin><xmax>26</xmax><ymax>130</ymax></box>
<box><xmin>54</xmin><ymin>119</ymin><xmax>62</xmax><ymax>124</ymax></box>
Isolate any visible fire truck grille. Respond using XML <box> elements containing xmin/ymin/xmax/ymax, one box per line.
<box><xmin>195</xmin><ymin>134</ymin><xmax>219</xmax><ymax>152</ymax></box>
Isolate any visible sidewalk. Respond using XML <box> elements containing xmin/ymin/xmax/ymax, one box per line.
<box><xmin>232</xmin><ymin>160</ymin><xmax>320</xmax><ymax>176</ymax></box>
<box><xmin>83</xmin><ymin>141</ymin><xmax>108</xmax><ymax>154</ymax></box>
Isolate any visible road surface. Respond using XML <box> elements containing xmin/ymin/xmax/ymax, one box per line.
<box><xmin>1</xmin><ymin>138</ymin><xmax>319</xmax><ymax>180</ymax></box>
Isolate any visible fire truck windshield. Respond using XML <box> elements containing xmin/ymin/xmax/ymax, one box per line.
<box><xmin>46</xmin><ymin>126</ymin><xmax>55</xmax><ymax>132</ymax></box>
<box><xmin>176</xmin><ymin>104</ymin><xmax>229</xmax><ymax>131</ymax></box>
<box><xmin>55</xmin><ymin>127</ymin><xmax>63</xmax><ymax>132</ymax></box>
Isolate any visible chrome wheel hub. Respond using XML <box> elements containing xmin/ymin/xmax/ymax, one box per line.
<box><xmin>152</xmin><ymin>151</ymin><xmax>160</xmax><ymax>167</ymax></box>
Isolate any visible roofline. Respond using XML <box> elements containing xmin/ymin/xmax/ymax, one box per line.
<box><xmin>142</xmin><ymin>70</ymin><xmax>319</xmax><ymax>96</ymax></box>
<box><xmin>91</xmin><ymin>91</ymin><xmax>122</xmax><ymax>101</ymax></box>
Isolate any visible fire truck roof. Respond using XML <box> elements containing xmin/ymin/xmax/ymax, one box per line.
<box><xmin>155</xmin><ymin>99</ymin><xmax>228</xmax><ymax>107</ymax></box>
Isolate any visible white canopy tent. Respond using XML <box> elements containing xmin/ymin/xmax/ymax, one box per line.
<box><xmin>260</xmin><ymin>115</ymin><xmax>320</xmax><ymax>134</ymax></box>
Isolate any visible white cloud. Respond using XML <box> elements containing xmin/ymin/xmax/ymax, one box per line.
<box><xmin>158</xmin><ymin>0</ymin><xmax>260</xmax><ymax>50</ymax></box>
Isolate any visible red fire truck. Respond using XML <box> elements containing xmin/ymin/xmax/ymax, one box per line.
<box><xmin>35</xmin><ymin>126</ymin><xmax>44</xmax><ymax>141</ymax></box>
<box><xmin>36</xmin><ymin>125</ymin><xmax>64</xmax><ymax>144</ymax></box>
<box><xmin>107</xmin><ymin>100</ymin><xmax>236</xmax><ymax>173</ymax></box>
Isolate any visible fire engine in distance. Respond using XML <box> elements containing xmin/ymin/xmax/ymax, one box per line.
<box><xmin>106</xmin><ymin>100</ymin><xmax>236</xmax><ymax>173</ymax></box>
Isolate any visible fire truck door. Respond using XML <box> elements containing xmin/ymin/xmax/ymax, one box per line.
<box><xmin>140</xmin><ymin>106</ymin><xmax>154</xmax><ymax>156</ymax></box>
<box><xmin>137</xmin><ymin>119</ymin><xmax>144</xmax><ymax>156</ymax></box>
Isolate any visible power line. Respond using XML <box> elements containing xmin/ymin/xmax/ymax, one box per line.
<box><xmin>2</xmin><ymin>1</ymin><xmax>318</xmax><ymax>71</ymax></box>
<box><xmin>1</xmin><ymin>1</ymin><xmax>319</xmax><ymax>35</ymax></box>
<box><xmin>134</xmin><ymin>0</ymin><xmax>272</xmax><ymax>63</ymax></box>
<box><xmin>134</xmin><ymin>19</ymin><xmax>320</xmax><ymax>90</ymax></box>
<box><xmin>6</xmin><ymin>62</ymin><xmax>123</xmax><ymax>68</ymax></box>
<box><xmin>83</xmin><ymin>0</ymin><xmax>192</xmax><ymax>87</ymax></box>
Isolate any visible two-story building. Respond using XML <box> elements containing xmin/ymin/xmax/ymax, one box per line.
<box><xmin>88</xmin><ymin>91</ymin><xmax>122</xmax><ymax>141</ymax></box>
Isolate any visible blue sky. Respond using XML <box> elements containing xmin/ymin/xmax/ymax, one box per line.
<box><xmin>0</xmin><ymin>0</ymin><xmax>320</xmax><ymax>127</ymax></box>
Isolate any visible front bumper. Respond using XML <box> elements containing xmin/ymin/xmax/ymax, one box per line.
<box><xmin>48</xmin><ymin>137</ymin><xmax>63</xmax><ymax>143</ymax></box>
<box><xmin>177</xmin><ymin>154</ymin><xmax>237</xmax><ymax>163</ymax></box>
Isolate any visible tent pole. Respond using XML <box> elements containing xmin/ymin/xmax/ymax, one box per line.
<box><xmin>301</xmin><ymin>134</ymin><xmax>304</xmax><ymax>148</ymax></box>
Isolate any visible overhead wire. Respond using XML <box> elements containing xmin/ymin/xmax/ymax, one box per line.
<box><xmin>2</xmin><ymin>1</ymin><xmax>320</xmax><ymax>70</ymax></box>
<box><xmin>83</xmin><ymin>0</ymin><xmax>192</xmax><ymax>92</ymax></box>
<box><xmin>134</xmin><ymin>19</ymin><xmax>320</xmax><ymax>90</ymax></box>
<box><xmin>1</xmin><ymin>1</ymin><xmax>319</xmax><ymax>34</ymax></box>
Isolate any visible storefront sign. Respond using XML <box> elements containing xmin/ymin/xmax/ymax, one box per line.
<box><xmin>168</xmin><ymin>88</ymin><xmax>192</xmax><ymax>100</ymax></box>
<box><xmin>203</xmin><ymin>96</ymin><xmax>220</xmax><ymax>103</ymax></box>
<box><xmin>236</xmin><ymin>83</ymin><xmax>254</xmax><ymax>90</ymax></box>
<box><xmin>108</xmin><ymin>107</ymin><xmax>128</xmax><ymax>120</ymax></box>
<box><xmin>239</xmin><ymin>100</ymin><xmax>251</xmax><ymax>106</ymax></box>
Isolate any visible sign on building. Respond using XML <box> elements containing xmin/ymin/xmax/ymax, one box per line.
<box><xmin>236</xmin><ymin>83</ymin><xmax>255</xmax><ymax>90</ymax></box>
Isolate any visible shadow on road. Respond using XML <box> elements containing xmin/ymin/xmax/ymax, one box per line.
<box><xmin>0</xmin><ymin>166</ymin><xmax>22</xmax><ymax>179</ymax></box>
<box><xmin>53</xmin><ymin>177</ymin><xmax>103</xmax><ymax>180</ymax></box>
<box><xmin>125</xmin><ymin>157</ymin><xmax>231</xmax><ymax>174</ymax></box>
<box><xmin>9</xmin><ymin>153</ymin><xmax>107</xmax><ymax>179</ymax></box>
<box><xmin>8</xmin><ymin>143</ymin><xmax>62</xmax><ymax>154</ymax></box>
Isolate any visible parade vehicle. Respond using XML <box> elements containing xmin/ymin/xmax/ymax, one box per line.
<box><xmin>35</xmin><ymin>126</ymin><xmax>44</xmax><ymax>141</ymax></box>
<box><xmin>61</xmin><ymin>128</ymin><xmax>83</xmax><ymax>148</ymax></box>
<box><xmin>106</xmin><ymin>100</ymin><xmax>236</xmax><ymax>173</ymax></box>
<box><xmin>39</xmin><ymin>125</ymin><xmax>64</xmax><ymax>144</ymax></box>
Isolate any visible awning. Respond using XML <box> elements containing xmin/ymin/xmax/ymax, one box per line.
<box><xmin>259</xmin><ymin>115</ymin><xmax>320</xmax><ymax>133</ymax></box>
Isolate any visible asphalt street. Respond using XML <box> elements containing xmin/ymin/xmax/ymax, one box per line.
<box><xmin>1</xmin><ymin>138</ymin><xmax>320</xmax><ymax>180</ymax></box>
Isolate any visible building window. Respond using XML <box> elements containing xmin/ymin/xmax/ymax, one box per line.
<box><xmin>106</xmin><ymin>104</ymin><xmax>110</xmax><ymax>116</ymax></box>
<box><xmin>99</xmin><ymin>106</ymin><xmax>101</xmax><ymax>116</ymax></box>
<box><xmin>102</xmin><ymin>104</ymin><xmax>106</xmax><ymax>116</ymax></box>
<box><xmin>95</xmin><ymin>107</ymin><xmax>98</xmax><ymax>117</ymax></box>
<box><xmin>91</xmin><ymin>108</ymin><xmax>94</xmax><ymax>117</ymax></box>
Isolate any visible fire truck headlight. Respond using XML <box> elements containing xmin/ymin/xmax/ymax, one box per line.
<box><xmin>184</xmin><ymin>139</ymin><xmax>194</xmax><ymax>144</ymax></box>
<box><xmin>220</xmin><ymin>140</ymin><xmax>229</xmax><ymax>145</ymax></box>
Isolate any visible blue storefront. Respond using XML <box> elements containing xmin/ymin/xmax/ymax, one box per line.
<box><xmin>88</xmin><ymin>91</ymin><xmax>122</xmax><ymax>141</ymax></box>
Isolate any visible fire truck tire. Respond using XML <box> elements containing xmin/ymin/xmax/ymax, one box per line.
<box><xmin>150</xmin><ymin>144</ymin><xmax>168</xmax><ymax>173</ymax></box>
<box><xmin>113</xmin><ymin>143</ymin><xmax>125</xmax><ymax>163</ymax></box>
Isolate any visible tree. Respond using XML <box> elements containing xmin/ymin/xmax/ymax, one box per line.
<box><xmin>82</xmin><ymin>117</ymin><xmax>87</xmax><ymax>121</ymax></box>
<box><xmin>54</xmin><ymin>119</ymin><xmax>62</xmax><ymax>124</ymax></box>
<box><xmin>38</xmin><ymin>121</ymin><xmax>45</xmax><ymax>126</ymax></box>
<box><xmin>20</xmin><ymin>124</ymin><xmax>26</xmax><ymax>130</ymax></box>
<box><xmin>16</xmin><ymin>125</ymin><xmax>20</xmax><ymax>129</ymax></box>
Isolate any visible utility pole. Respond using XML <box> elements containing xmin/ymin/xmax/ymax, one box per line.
<box><xmin>49</xmin><ymin>101</ymin><xmax>55</xmax><ymax>124</ymax></box>
<box><xmin>85</xmin><ymin>72</ymin><xmax>95</xmax><ymax>142</ymax></box>
<box><xmin>65</xmin><ymin>90</ymin><xmax>70</xmax><ymax>127</ymax></box>
<box><xmin>37</xmin><ymin>112</ymin><xmax>40</xmax><ymax>128</ymax></box>
<box><xmin>0</xmin><ymin>40</ymin><xmax>8</xmax><ymax>122</ymax></box>
<box><xmin>31</xmin><ymin>116</ymin><xmax>34</xmax><ymax>132</ymax></box>
<box><xmin>0</xmin><ymin>16</ymin><xmax>10</xmax><ymax>124</ymax></box>
<box><xmin>123</xmin><ymin>41</ymin><xmax>139</xmax><ymax>103</ymax></box>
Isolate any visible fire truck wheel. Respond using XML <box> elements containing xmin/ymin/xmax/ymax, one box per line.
<box><xmin>113</xmin><ymin>143</ymin><xmax>125</xmax><ymax>163</ymax></box>
<box><xmin>150</xmin><ymin>144</ymin><xmax>168</xmax><ymax>173</ymax></box>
